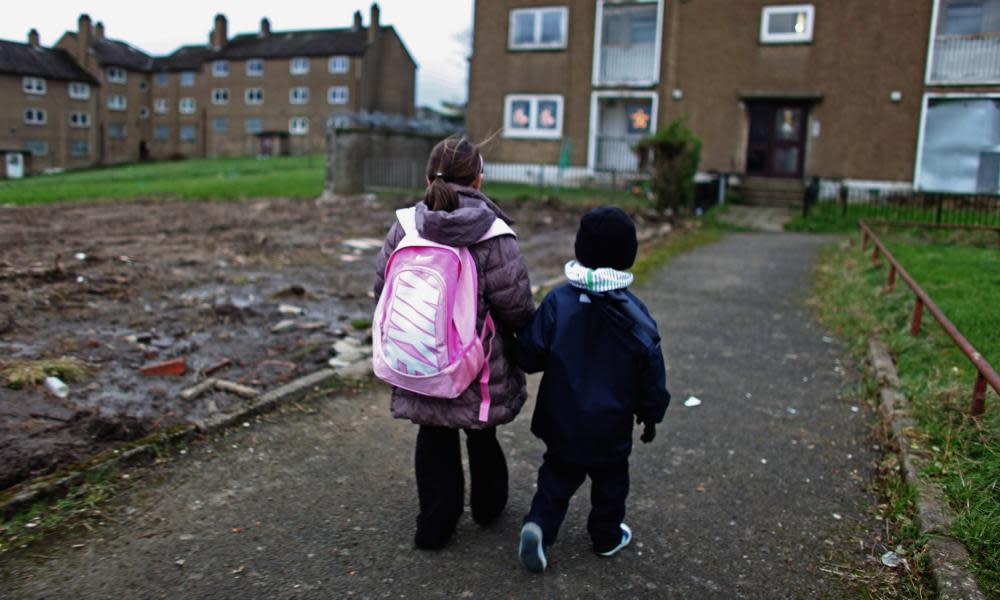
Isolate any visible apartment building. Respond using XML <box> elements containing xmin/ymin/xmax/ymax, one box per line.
<box><xmin>0</xmin><ymin>3</ymin><xmax>415</xmax><ymax>176</ymax></box>
<box><xmin>467</xmin><ymin>0</ymin><xmax>1000</xmax><ymax>195</ymax></box>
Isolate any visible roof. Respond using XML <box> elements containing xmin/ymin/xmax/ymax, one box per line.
<box><xmin>153</xmin><ymin>45</ymin><xmax>214</xmax><ymax>71</ymax></box>
<box><xmin>91</xmin><ymin>37</ymin><xmax>154</xmax><ymax>71</ymax></box>
<box><xmin>0</xmin><ymin>40</ymin><xmax>97</xmax><ymax>82</ymax></box>
<box><xmin>219</xmin><ymin>27</ymin><xmax>370</xmax><ymax>60</ymax></box>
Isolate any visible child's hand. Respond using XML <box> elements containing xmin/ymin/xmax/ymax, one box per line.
<box><xmin>640</xmin><ymin>422</ymin><xmax>656</xmax><ymax>443</ymax></box>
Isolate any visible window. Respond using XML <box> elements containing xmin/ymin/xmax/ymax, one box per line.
<box><xmin>245</xmin><ymin>117</ymin><xmax>263</xmax><ymax>134</ymax></box>
<box><xmin>107</xmin><ymin>94</ymin><xmax>127</xmax><ymax>111</ymax></box>
<box><xmin>180</xmin><ymin>71</ymin><xmax>196</xmax><ymax>87</ymax></box>
<box><xmin>246</xmin><ymin>59</ymin><xmax>264</xmax><ymax>77</ymax></box>
<box><xmin>107</xmin><ymin>67</ymin><xmax>127</xmax><ymax>83</ymax></box>
<box><xmin>139</xmin><ymin>106</ymin><xmax>150</xmax><ymax>119</ymax></box>
<box><xmin>760</xmin><ymin>4</ymin><xmax>815</xmax><ymax>44</ymax></box>
<box><xmin>290</xmin><ymin>57</ymin><xmax>310</xmax><ymax>75</ymax></box>
<box><xmin>328</xmin><ymin>55</ymin><xmax>349</xmax><ymax>73</ymax></box>
<box><xmin>943</xmin><ymin>1</ymin><xmax>985</xmax><ymax>35</ymax></box>
<box><xmin>213</xmin><ymin>117</ymin><xmax>229</xmax><ymax>133</ymax></box>
<box><xmin>180</xmin><ymin>125</ymin><xmax>196</xmax><ymax>142</ymax></box>
<box><xmin>509</xmin><ymin>7</ymin><xmax>568</xmax><ymax>49</ymax></box>
<box><xmin>245</xmin><ymin>88</ymin><xmax>264</xmax><ymax>105</ymax></box>
<box><xmin>503</xmin><ymin>94</ymin><xmax>563</xmax><ymax>139</ymax></box>
<box><xmin>155</xmin><ymin>72</ymin><xmax>169</xmax><ymax>87</ymax></box>
<box><xmin>23</xmin><ymin>108</ymin><xmax>47</xmax><ymax>125</ymax></box>
<box><xmin>179</xmin><ymin>97</ymin><xmax>196</xmax><ymax>114</ymax></box>
<box><xmin>108</xmin><ymin>122</ymin><xmax>126</xmax><ymax>139</ymax></box>
<box><xmin>139</xmin><ymin>80</ymin><xmax>149</xmax><ymax>92</ymax></box>
<box><xmin>154</xmin><ymin>98</ymin><xmax>168</xmax><ymax>114</ymax></box>
<box><xmin>70</xmin><ymin>139</ymin><xmax>90</xmax><ymax>157</ymax></box>
<box><xmin>154</xmin><ymin>125</ymin><xmax>170</xmax><ymax>141</ymax></box>
<box><xmin>23</xmin><ymin>77</ymin><xmax>46</xmax><ymax>95</ymax></box>
<box><xmin>213</xmin><ymin>60</ymin><xmax>230</xmax><ymax>77</ymax></box>
<box><xmin>919</xmin><ymin>97</ymin><xmax>1000</xmax><ymax>193</ymax></box>
<box><xmin>290</xmin><ymin>87</ymin><xmax>310</xmax><ymax>104</ymax></box>
<box><xmin>289</xmin><ymin>117</ymin><xmax>309</xmax><ymax>135</ymax></box>
<box><xmin>69</xmin><ymin>112</ymin><xmax>91</xmax><ymax>128</ymax></box>
<box><xmin>69</xmin><ymin>82</ymin><xmax>90</xmax><ymax>99</ymax></box>
<box><xmin>24</xmin><ymin>139</ymin><xmax>48</xmax><ymax>156</ymax></box>
<box><xmin>328</xmin><ymin>86</ymin><xmax>349</xmax><ymax>105</ymax></box>
<box><xmin>212</xmin><ymin>88</ymin><xmax>230</xmax><ymax>105</ymax></box>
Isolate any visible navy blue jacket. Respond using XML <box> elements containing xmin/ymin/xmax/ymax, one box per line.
<box><xmin>515</xmin><ymin>284</ymin><xmax>670</xmax><ymax>465</ymax></box>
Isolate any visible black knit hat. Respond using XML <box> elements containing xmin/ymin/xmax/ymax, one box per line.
<box><xmin>574</xmin><ymin>206</ymin><xmax>638</xmax><ymax>270</ymax></box>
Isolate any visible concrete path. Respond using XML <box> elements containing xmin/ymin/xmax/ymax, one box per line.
<box><xmin>716</xmin><ymin>205</ymin><xmax>795</xmax><ymax>232</ymax></box>
<box><xmin>1</xmin><ymin>233</ymin><xmax>881</xmax><ymax>599</ymax></box>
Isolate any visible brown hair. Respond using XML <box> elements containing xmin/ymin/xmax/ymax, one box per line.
<box><xmin>424</xmin><ymin>137</ymin><xmax>483</xmax><ymax>212</ymax></box>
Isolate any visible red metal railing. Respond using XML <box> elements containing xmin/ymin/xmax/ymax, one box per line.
<box><xmin>859</xmin><ymin>220</ymin><xmax>999</xmax><ymax>416</ymax></box>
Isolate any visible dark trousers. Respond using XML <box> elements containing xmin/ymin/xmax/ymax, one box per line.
<box><xmin>414</xmin><ymin>425</ymin><xmax>508</xmax><ymax>549</ymax></box>
<box><xmin>524</xmin><ymin>451</ymin><xmax>630</xmax><ymax>552</ymax></box>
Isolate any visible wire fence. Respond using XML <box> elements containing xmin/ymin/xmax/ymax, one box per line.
<box><xmin>803</xmin><ymin>182</ymin><xmax>1000</xmax><ymax>227</ymax></box>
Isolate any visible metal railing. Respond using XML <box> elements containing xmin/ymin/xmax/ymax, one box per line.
<box><xmin>930</xmin><ymin>32</ymin><xmax>1000</xmax><ymax>83</ymax></box>
<box><xmin>597</xmin><ymin>43</ymin><xmax>658</xmax><ymax>84</ymax></box>
<box><xmin>859</xmin><ymin>220</ymin><xmax>999</xmax><ymax>416</ymax></box>
<box><xmin>803</xmin><ymin>183</ymin><xmax>1000</xmax><ymax>226</ymax></box>
<box><xmin>594</xmin><ymin>136</ymin><xmax>641</xmax><ymax>173</ymax></box>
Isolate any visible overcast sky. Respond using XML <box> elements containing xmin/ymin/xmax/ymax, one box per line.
<box><xmin>0</xmin><ymin>0</ymin><xmax>473</xmax><ymax>109</ymax></box>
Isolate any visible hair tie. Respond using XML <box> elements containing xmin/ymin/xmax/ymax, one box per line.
<box><xmin>435</xmin><ymin>172</ymin><xmax>444</xmax><ymax>177</ymax></box>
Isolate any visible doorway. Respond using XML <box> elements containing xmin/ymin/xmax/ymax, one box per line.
<box><xmin>5</xmin><ymin>152</ymin><xmax>24</xmax><ymax>179</ymax></box>
<box><xmin>746</xmin><ymin>102</ymin><xmax>808</xmax><ymax>178</ymax></box>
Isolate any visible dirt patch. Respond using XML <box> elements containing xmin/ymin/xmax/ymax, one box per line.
<box><xmin>0</xmin><ymin>194</ymin><xmax>588</xmax><ymax>491</ymax></box>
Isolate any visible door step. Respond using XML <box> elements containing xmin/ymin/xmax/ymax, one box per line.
<box><xmin>737</xmin><ymin>177</ymin><xmax>805</xmax><ymax>207</ymax></box>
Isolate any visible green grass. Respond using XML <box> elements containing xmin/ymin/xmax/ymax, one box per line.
<box><xmin>813</xmin><ymin>232</ymin><xmax>1000</xmax><ymax>595</ymax></box>
<box><xmin>0</xmin><ymin>154</ymin><xmax>326</xmax><ymax>204</ymax></box>
<box><xmin>787</xmin><ymin>201</ymin><xmax>1000</xmax><ymax>233</ymax></box>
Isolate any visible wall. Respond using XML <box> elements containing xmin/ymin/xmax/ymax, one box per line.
<box><xmin>325</xmin><ymin>125</ymin><xmax>441</xmax><ymax>195</ymax></box>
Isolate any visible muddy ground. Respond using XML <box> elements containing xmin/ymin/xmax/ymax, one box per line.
<box><xmin>0</xmin><ymin>194</ymin><xmax>596</xmax><ymax>492</ymax></box>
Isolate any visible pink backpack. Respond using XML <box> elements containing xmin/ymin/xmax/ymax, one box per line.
<box><xmin>372</xmin><ymin>207</ymin><xmax>515</xmax><ymax>422</ymax></box>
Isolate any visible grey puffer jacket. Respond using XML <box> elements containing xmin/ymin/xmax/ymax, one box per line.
<box><xmin>373</xmin><ymin>185</ymin><xmax>535</xmax><ymax>429</ymax></box>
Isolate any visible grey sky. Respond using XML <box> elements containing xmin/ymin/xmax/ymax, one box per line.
<box><xmin>0</xmin><ymin>0</ymin><xmax>472</xmax><ymax>109</ymax></box>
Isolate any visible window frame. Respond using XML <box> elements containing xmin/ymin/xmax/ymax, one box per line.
<box><xmin>245</xmin><ymin>87</ymin><xmax>264</xmax><ymax>105</ymax></box>
<box><xmin>154</xmin><ymin>98</ymin><xmax>169</xmax><ymax>114</ymax></box>
<box><xmin>245</xmin><ymin>117</ymin><xmax>263</xmax><ymax>134</ymax></box>
<box><xmin>212</xmin><ymin>117</ymin><xmax>229</xmax><ymax>133</ymax></box>
<box><xmin>139</xmin><ymin>106</ymin><xmax>150</xmax><ymax>119</ymax></box>
<box><xmin>179</xmin><ymin>125</ymin><xmax>197</xmax><ymax>142</ymax></box>
<box><xmin>246</xmin><ymin>58</ymin><xmax>264</xmax><ymax>77</ymax></box>
<box><xmin>22</xmin><ymin>77</ymin><xmax>47</xmax><ymax>95</ymax></box>
<box><xmin>179</xmin><ymin>97</ymin><xmax>197</xmax><ymax>114</ymax></box>
<box><xmin>289</xmin><ymin>116</ymin><xmax>309</xmax><ymax>135</ymax></box>
<box><xmin>290</xmin><ymin>86</ymin><xmax>310</xmax><ymax>105</ymax></box>
<box><xmin>106</xmin><ymin>67</ymin><xmax>127</xmax><ymax>84</ymax></box>
<box><xmin>154</xmin><ymin>72</ymin><xmax>169</xmax><ymax>87</ymax></box>
<box><xmin>107</xmin><ymin>94</ymin><xmax>127</xmax><ymax>111</ymax></box>
<box><xmin>212</xmin><ymin>88</ymin><xmax>230</xmax><ymax>105</ymax></box>
<box><xmin>508</xmin><ymin>6</ymin><xmax>569</xmax><ymax>50</ymax></box>
<box><xmin>180</xmin><ymin>70</ymin><xmax>196</xmax><ymax>87</ymax></box>
<box><xmin>502</xmin><ymin>94</ymin><xmax>564</xmax><ymax>139</ymax></box>
<box><xmin>108</xmin><ymin>122</ymin><xmax>127</xmax><ymax>139</ymax></box>
<box><xmin>328</xmin><ymin>86</ymin><xmax>350</xmax><ymax>105</ymax></box>
<box><xmin>328</xmin><ymin>55</ymin><xmax>349</xmax><ymax>73</ymax></box>
<box><xmin>69</xmin><ymin>111</ymin><xmax>91</xmax><ymax>128</ymax></box>
<box><xmin>70</xmin><ymin>139</ymin><xmax>90</xmax><ymax>157</ymax></box>
<box><xmin>154</xmin><ymin>125</ymin><xmax>170</xmax><ymax>141</ymax></box>
<box><xmin>24</xmin><ymin>108</ymin><xmax>48</xmax><ymax>125</ymax></box>
<box><xmin>290</xmin><ymin>57</ymin><xmax>310</xmax><ymax>75</ymax></box>
<box><xmin>24</xmin><ymin>139</ymin><xmax>48</xmax><ymax>157</ymax></box>
<box><xmin>759</xmin><ymin>4</ymin><xmax>816</xmax><ymax>44</ymax></box>
<box><xmin>69</xmin><ymin>82</ymin><xmax>90</xmax><ymax>100</ymax></box>
<box><xmin>212</xmin><ymin>60</ymin><xmax>230</xmax><ymax>77</ymax></box>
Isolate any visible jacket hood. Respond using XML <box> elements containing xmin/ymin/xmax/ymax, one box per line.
<box><xmin>414</xmin><ymin>184</ymin><xmax>514</xmax><ymax>247</ymax></box>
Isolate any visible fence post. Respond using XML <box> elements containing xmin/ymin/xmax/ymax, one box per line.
<box><xmin>911</xmin><ymin>298</ymin><xmax>924</xmax><ymax>336</ymax></box>
<box><xmin>861</xmin><ymin>230</ymin><xmax>868</xmax><ymax>251</ymax></box>
<box><xmin>872</xmin><ymin>245</ymin><xmax>880</xmax><ymax>265</ymax></box>
<box><xmin>840</xmin><ymin>184</ymin><xmax>848</xmax><ymax>218</ymax></box>
<box><xmin>935</xmin><ymin>194</ymin><xmax>944</xmax><ymax>225</ymax></box>
<box><xmin>887</xmin><ymin>264</ymin><xmax>897</xmax><ymax>292</ymax></box>
<box><xmin>970</xmin><ymin>372</ymin><xmax>987</xmax><ymax>417</ymax></box>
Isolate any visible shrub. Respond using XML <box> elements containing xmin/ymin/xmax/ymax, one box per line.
<box><xmin>635</xmin><ymin>118</ymin><xmax>702</xmax><ymax>215</ymax></box>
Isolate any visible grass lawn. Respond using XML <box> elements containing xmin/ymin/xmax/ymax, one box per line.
<box><xmin>813</xmin><ymin>229</ymin><xmax>1000</xmax><ymax>595</ymax></box>
<box><xmin>787</xmin><ymin>201</ymin><xmax>1000</xmax><ymax>233</ymax></box>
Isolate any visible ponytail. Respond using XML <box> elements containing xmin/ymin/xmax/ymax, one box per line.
<box><xmin>423</xmin><ymin>136</ymin><xmax>484</xmax><ymax>212</ymax></box>
<box><xmin>425</xmin><ymin>177</ymin><xmax>460</xmax><ymax>212</ymax></box>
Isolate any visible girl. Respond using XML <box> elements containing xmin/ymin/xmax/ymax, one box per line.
<box><xmin>373</xmin><ymin>137</ymin><xmax>534</xmax><ymax>549</ymax></box>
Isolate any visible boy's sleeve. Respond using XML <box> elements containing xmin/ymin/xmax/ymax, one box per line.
<box><xmin>636</xmin><ymin>338</ymin><xmax>671</xmax><ymax>425</ymax></box>
<box><xmin>513</xmin><ymin>293</ymin><xmax>555</xmax><ymax>373</ymax></box>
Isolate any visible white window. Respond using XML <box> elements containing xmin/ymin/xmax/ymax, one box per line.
<box><xmin>212</xmin><ymin>88</ymin><xmax>230</xmax><ymax>105</ymax></box>
<box><xmin>179</xmin><ymin>97</ymin><xmax>196</xmax><ymax>114</ymax></box>
<box><xmin>289</xmin><ymin>117</ymin><xmax>309</xmax><ymax>135</ymax></box>
<box><xmin>328</xmin><ymin>55</ymin><xmax>349</xmax><ymax>73</ymax></box>
<box><xmin>69</xmin><ymin>112</ymin><xmax>91</xmax><ymax>128</ymax></box>
<box><xmin>180</xmin><ymin>71</ymin><xmax>196</xmax><ymax>87</ymax></box>
<box><xmin>107</xmin><ymin>67</ymin><xmax>127</xmax><ymax>83</ymax></box>
<box><xmin>71</xmin><ymin>139</ymin><xmax>90</xmax><ymax>157</ymax></box>
<box><xmin>107</xmin><ymin>94</ymin><xmax>127</xmax><ymax>111</ymax></box>
<box><xmin>290</xmin><ymin>87</ymin><xmax>310</xmax><ymax>104</ymax></box>
<box><xmin>108</xmin><ymin>122</ymin><xmax>126</xmax><ymax>139</ymax></box>
<box><xmin>503</xmin><ymin>94</ymin><xmax>564</xmax><ymax>139</ymax></box>
<box><xmin>139</xmin><ymin>106</ymin><xmax>150</xmax><ymax>119</ymax></box>
<box><xmin>328</xmin><ymin>86</ymin><xmax>349</xmax><ymax>105</ymax></box>
<box><xmin>22</xmin><ymin>77</ymin><xmax>47</xmax><ymax>95</ymax></box>
<box><xmin>212</xmin><ymin>60</ymin><xmax>230</xmax><ymax>77</ymax></box>
<box><xmin>69</xmin><ymin>82</ymin><xmax>90</xmax><ymax>99</ymax></box>
<box><xmin>760</xmin><ymin>5</ymin><xmax>815</xmax><ymax>44</ymax></box>
<box><xmin>24</xmin><ymin>108</ymin><xmax>47</xmax><ymax>125</ymax></box>
<box><xmin>155</xmin><ymin>72</ymin><xmax>169</xmax><ymax>87</ymax></box>
<box><xmin>509</xmin><ymin>6</ymin><xmax>569</xmax><ymax>49</ymax></box>
<box><xmin>290</xmin><ymin>57</ymin><xmax>310</xmax><ymax>75</ymax></box>
<box><xmin>245</xmin><ymin>118</ymin><xmax>263</xmax><ymax>134</ymax></box>
<box><xmin>154</xmin><ymin>126</ymin><xmax>170</xmax><ymax>141</ymax></box>
<box><xmin>245</xmin><ymin>87</ymin><xmax>264</xmax><ymax>105</ymax></box>
<box><xmin>25</xmin><ymin>139</ymin><xmax>48</xmax><ymax>156</ymax></box>
<box><xmin>154</xmin><ymin>98</ymin><xmax>168</xmax><ymax>114</ymax></box>
<box><xmin>180</xmin><ymin>125</ymin><xmax>196</xmax><ymax>142</ymax></box>
<box><xmin>246</xmin><ymin>58</ymin><xmax>264</xmax><ymax>77</ymax></box>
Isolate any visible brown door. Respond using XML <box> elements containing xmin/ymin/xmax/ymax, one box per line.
<box><xmin>746</xmin><ymin>103</ymin><xmax>808</xmax><ymax>178</ymax></box>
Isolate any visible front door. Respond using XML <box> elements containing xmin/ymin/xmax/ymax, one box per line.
<box><xmin>594</xmin><ymin>97</ymin><xmax>654</xmax><ymax>172</ymax></box>
<box><xmin>746</xmin><ymin>103</ymin><xmax>808</xmax><ymax>178</ymax></box>
<box><xmin>5</xmin><ymin>152</ymin><xmax>24</xmax><ymax>179</ymax></box>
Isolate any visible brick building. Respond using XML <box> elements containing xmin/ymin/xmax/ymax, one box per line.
<box><xmin>1</xmin><ymin>3</ymin><xmax>415</xmax><ymax>176</ymax></box>
<box><xmin>467</xmin><ymin>0</ymin><xmax>1000</xmax><ymax>196</ymax></box>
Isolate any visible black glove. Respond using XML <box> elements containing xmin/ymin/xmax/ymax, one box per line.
<box><xmin>640</xmin><ymin>422</ymin><xmax>656</xmax><ymax>444</ymax></box>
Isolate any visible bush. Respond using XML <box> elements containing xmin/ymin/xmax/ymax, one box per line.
<box><xmin>635</xmin><ymin>119</ymin><xmax>702</xmax><ymax>215</ymax></box>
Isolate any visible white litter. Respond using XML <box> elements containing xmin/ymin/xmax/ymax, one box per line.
<box><xmin>850</xmin><ymin>406</ymin><xmax>860</xmax><ymax>413</ymax></box>
<box><xmin>684</xmin><ymin>396</ymin><xmax>702</xmax><ymax>408</ymax></box>
<box><xmin>278</xmin><ymin>304</ymin><xmax>304</xmax><ymax>315</ymax></box>
<box><xmin>342</xmin><ymin>238</ymin><xmax>383</xmax><ymax>251</ymax></box>
<box><xmin>822</xmin><ymin>336</ymin><xmax>835</xmax><ymax>344</ymax></box>
<box><xmin>832</xmin><ymin>513</ymin><xmax>843</xmax><ymax>520</ymax></box>
<box><xmin>74</xmin><ymin>252</ymin><xmax>87</xmax><ymax>261</ymax></box>
<box><xmin>881</xmin><ymin>551</ymin><xmax>902</xmax><ymax>568</ymax></box>
<box><xmin>786</xmin><ymin>407</ymin><xmax>799</xmax><ymax>415</ymax></box>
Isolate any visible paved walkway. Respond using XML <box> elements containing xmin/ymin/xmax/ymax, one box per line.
<box><xmin>1</xmin><ymin>233</ymin><xmax>880</xmax><ymax>598</ymax></box>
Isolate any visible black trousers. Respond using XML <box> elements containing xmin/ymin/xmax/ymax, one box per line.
<box><xmin>414</xmin><ymin>425</ymin><xmax>508</xmax><ymax>549</ymax></box>
<box><xmin>524</xmin><ymin>451</ymin><xmax>630</xmax><ymax>552</ymax></box>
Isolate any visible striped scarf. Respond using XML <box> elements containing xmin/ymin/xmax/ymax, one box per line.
<box><xmin>564</xmin><ymin>260</ymin><xmax>634</xmax><ymax>292</ymax></box>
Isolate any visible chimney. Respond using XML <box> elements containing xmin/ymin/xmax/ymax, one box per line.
<box><xmin>210</xmin><ymin>13</ymin><xmax>228</xmax><ymax>50</ymax></box>
<box><xmin>368</xmin><ymin>3</ymin><xmax>380</xmax><ymax>44</ymax></box>
<box><xmin>353</xmin><ymin>11</ymin><xmax>363</xmax><ymax>31</ymax></box>
<box><xmin>28</xmin><ymin>29</ymin><xmax>40</xmax><ymax>49</ymax></box>
<box><xmin>260</xmin><ymin>17</ymin><xmax>271</xmax><ymax>37</ymax></box>
<box><xmin>77</xmin><ymin>14</ymin><xmax>92</xmax><ymax>60</ymax></box>
<box><xmin>95</xmin><ymin>21</ymin><xmax>105</xmax><ymax>41</ymax></box>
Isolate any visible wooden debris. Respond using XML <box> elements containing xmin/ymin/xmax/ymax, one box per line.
<box><xmin>214</xmin><ymin>379</ymin><xmax>260</xmax><ymax>399</ymax></box>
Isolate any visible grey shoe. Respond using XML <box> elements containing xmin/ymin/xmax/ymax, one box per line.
<box><xmin>518</xmin><ymin>522</ymin><xmax>548</xmax><ymax>573</ymax></box>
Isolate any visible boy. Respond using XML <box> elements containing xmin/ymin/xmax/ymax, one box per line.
<box><xmin>514</xmin><ymin>206</ymin><xmax>670</xmax><ymax>573</ymax></box>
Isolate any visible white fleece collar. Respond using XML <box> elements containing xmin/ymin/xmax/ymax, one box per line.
<box><xmin>564</xmin><ymin>260</ymin><xmax>634</xmax><ymax>292</ymax></box>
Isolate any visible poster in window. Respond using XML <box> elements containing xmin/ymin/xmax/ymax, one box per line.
<box><xmin>510</xmin><ymin>100</ymin><xmax>532</xmax><ymax>129</ymax></box>
<box><xmin>537</xmin><ymin>100</ymin><xmax>558</xmax><ymax>130</ymax></box>
<box><xmin>626</xmin><ymin>103</ymin><xmax>652</xmax><ymax>134</ymax></box>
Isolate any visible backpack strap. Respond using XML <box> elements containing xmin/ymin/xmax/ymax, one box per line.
<box><xmin>477</xmin><ymin>313</ymin><xmax>496</xmax><ymax>422</ymax></box>
<box><xmin>478</xmin><ymin>217</ymin><xmax>516</xmax><ymax>242</ymax></box>
<box><xmin>395</xmin><ymin>207</ymin><xmax>419</xmax><ymax>238</ymax></box>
